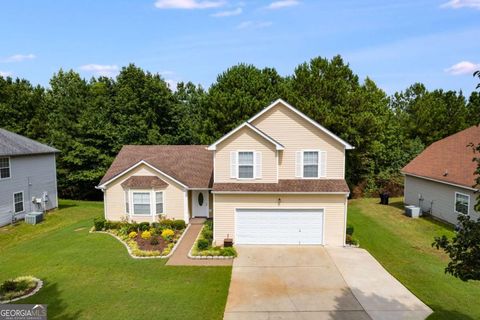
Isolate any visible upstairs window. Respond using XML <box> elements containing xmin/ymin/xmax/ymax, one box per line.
<box><xmin>303</xmin><ymin>151</ymin><xmax>319</xmax><ymax>178</ymax></box>
<box><xmin>238</xmin><ymin>151</ymin><xmax>254</xmax><ymax>179</ymax></box>
<box><xmin>0</xmin><ymin>157</ymin><xmax>10</xmax><ymax>179</ymax></box>
<box><xmin>455</xmin><ymin>193</ymin><xmax>469</xmax><ymax>215</ymax></box>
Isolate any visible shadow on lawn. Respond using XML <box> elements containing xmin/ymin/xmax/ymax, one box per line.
<box><xmin>330</xmin><ymin>287</ymin><xmax>474</xmax><ymax>320</ymax></box>
<box><xmin>28</xmin><ymin>281</ymin><xmax>82</xmax><ymax>320</ymax></box>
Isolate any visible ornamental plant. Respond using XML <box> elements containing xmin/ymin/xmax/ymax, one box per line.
<box><xmin>141</xmin><ymin>230</ymin><xmax>152</xmax><ymax>240</ymax></box>
<box><xmin>128</xmin><ymin>231</ymin><xmax>137</xmax><ymax>239</ymax></box>
<box><xmin>161</xmin><ymin>229</ymin><xmax>174</xmax><ymax>241</ymax></box>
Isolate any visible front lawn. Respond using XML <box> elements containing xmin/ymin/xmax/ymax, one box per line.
<box><xmin>348</xmin><ymin>197</ymin><xmax>480</xmax><ymax>320</ymax></box>
<box><xmin>0</xmin><ymin>200</ymin><xmax>231</xmax><ymax>320</ymax></box>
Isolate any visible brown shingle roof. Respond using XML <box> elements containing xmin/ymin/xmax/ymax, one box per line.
<box><xmin>121</xmin><ymin>176</ymin><xmax>168</xmax><ymax>189</ymax></box>
<box><xmin>402</xmin><ymin>125</ymin><xmax>480</xmax><ymax>189</ymax></box>
<box><xmin>99</xmin><ymin>145</ymin><xmax>213</xmax><ymax>188</ymax></box>
<box><xmin>212</xmin><ymin>179</ymin><xmax>350</xmax><ymax>193</ymax></box>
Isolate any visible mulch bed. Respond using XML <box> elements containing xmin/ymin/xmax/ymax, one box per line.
<box><xmin>133</xmin><ymin>235</ymin><xmax>168</xmax><ymax>252</ymax></box>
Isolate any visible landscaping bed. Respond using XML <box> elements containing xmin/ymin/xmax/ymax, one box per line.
<box><xmin>190</xmin><ymin>220</ymin><xmax>237</xmax><ymax>258</ymax></box>
<box><xmin>0</xmin><ymin>276</ymin><xmax>42</xmax><ymax>302</ymax></box>
<box><xmin>93</xmin><ymin>218</ymin><xmax>186</xmax><ymax>257</ymax></box>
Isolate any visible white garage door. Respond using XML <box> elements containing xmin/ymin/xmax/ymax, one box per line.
<box><xmin>235</xmin><ymin>209</ymin><xmax>324</xmax><ymax>245</ymax></box>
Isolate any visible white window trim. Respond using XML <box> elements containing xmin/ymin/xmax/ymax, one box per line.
<box><xmin>0</xmin><ymin>157</ymin><xmax>11</xmax><ymax>181</ymax></box>
<box><xmin>302</xmin><ymin>150</ymin><xmax>320</xmax><ymax>179</ymax></box>
<box><xmin>128</xmin><ymin>189</ymin><xmax>166</xmax><ymax>217</ymax></box>
<box><xmin>237</xmin><ymin>150</ymin><xmax>256</xmax><ymax>180</ymax></box>
<box><xmin>155</xmin><ymin>191</ymin><xmax>165</xmax><ymax>215</ymax></box>
<box><xmin>13</xmin><ymin>191</ymin><xmax>24</xmax><ymax>214</ymax></box>
<box><xmin>454</xmin><ymin>192</ymin><xmax>470</xmax><ymax>215</ymax></box>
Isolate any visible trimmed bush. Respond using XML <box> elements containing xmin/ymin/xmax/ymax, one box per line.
<box><xmin>105</xmin><ymin>221</ymin><xmax>123</xmax><ymax>230</ymax></box>
<box><xmin>139</xmin><ymin>222</ymin><xmax>150</xmax><ymax>231</ymax></box>
<box><xmin>220</xmin><ymin>247</ymin><xmax>237</xmax><ymax>257</ymax></box>
<box><xmin>197</xmin><ymin>238</ymin><xmax>209</xmax><ymax>250</ymax></box>
<box><xmin>346</xmin><ymin>225</ymin><xmax>354</xmax><ymax>236</ymax></box>
<box><xmin>128</xmin><ymin>231</ymin><xmax>137</xmax><ymax>239</ymax></box>
<box><xmin>93</xmin><ymin>218</ymin><xmax>105</xmax><ymax>231</ymax></box>
<box><xmin>171</xmin><ymin>220</ymin><xmax>186</xmax><ymax>230</ymax></box>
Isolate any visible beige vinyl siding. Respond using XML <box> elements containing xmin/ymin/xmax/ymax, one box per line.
<box><xmin>213</xmin><ymin>194</ymin><xmax>346</xmax><ymax>246</ymax></box>
<box><xmin>250</xmin><ymin>102</ymin><xmax>345</xmax><ymax>179</ymax></box>
<box><xmin>404</xmin><ymin>175</ymin><xmax>479</xmax><ymax>225</ymax></box>
<box><xmin>215</xmin><ymin>126</ymin><xmax>277</xmax><ymax>183</ymax></box>
<box><xmin>104</xmin><ymin>164</ymin><xmax>186</xmax><ymax>223</ymax></box>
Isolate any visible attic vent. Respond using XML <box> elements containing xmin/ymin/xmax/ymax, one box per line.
<box><xmin>443</xmin><ymin>169</ymin><xmax>448</xmax><ymax>177</ymax></box>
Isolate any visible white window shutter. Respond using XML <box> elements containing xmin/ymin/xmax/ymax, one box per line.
<box><xmin>255</xmin><ymin>152</ymin><xmax>262</xmax><ymax>179</ymax></box>
<box><xmin>230</xmin><ymin>151</ymin><xmax>237</xmax><ymax>179</ymax></box>
<box><xmin>295</xmin><ymin>151</ymin><xmax>302</xmax><ymax>178</ymax></box>
<box><xmin>320</xmin><ymin>151</ymin><xmax>327</xmax><ymax>177</ymax></box>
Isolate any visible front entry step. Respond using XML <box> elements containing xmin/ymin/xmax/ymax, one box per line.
<box><xmin>189</xmin><ymin>218</ymin><xmax>206</xmax><ymax>225</ymax></box>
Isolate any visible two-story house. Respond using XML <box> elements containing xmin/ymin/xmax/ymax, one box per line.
<box><xmin>97</xmin><ymin>99</ymin><xmax>354</xmax><ymax>246</ymax></box>
<box><xmin>0</xmin><ymin>128</ymin><xmax>59</xmax><ymax>227</ymax></box>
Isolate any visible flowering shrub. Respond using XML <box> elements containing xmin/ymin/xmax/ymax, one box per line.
<box><xmin>141</xmin><ymin>230</ymin><xmax>152</xmax><ymax>240</ymax></box>
<box><xmin>161</xmin><ymin>229</ymin><xmax>174</xmax><ymax>241</ymax></box>
<box><xmin>128</xmin><ymin>231</ymin><xmax>137</xmax><ymax>239</ymax></box>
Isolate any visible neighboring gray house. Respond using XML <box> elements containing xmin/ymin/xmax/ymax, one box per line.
<box><xmin>0</xmin><ymin>128</ymin><xmax>59</xmax><ymax>227</ymax></box>
<box><xmin>402</xmin><ymin>126</ymin><xmax>479</xmax><ymax>225</ymax></box>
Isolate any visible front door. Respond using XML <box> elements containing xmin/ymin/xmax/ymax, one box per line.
<box><xmin>192</xmin><ymin>190</ymin><xmax>209</xmax><ymax>218</ymax></box>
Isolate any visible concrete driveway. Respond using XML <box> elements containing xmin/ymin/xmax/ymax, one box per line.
<box><xmin>224</xmin><ymin>246</ymin><xmax>432</xmax><ymax>320</ymax></box>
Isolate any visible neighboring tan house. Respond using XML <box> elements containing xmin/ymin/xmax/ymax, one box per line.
<box><xmin>402</xmin><ymin>126</ymin><xmax>480</xmax><ymax>225</ymax></box>
<box><xmin>97</xmin><ymin>99</ymin><xmax>354</xmax><ymax>246</ymax></box>
<box><xmin>0</xmin><ymin>128</ymin><xmax>59</xmax><ymax>227</ymax></box>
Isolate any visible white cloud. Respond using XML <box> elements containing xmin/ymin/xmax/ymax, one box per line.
<box><xmin>79</xmin><ymin>64</ymin><xmax>119</xmax><ymax>77</ymax></box>
<box><xmin>236</xmin><ymin>20</ymin><xmax>272</xmax><ymax>29</ymax></box>
<box><xmin>211</xmin><ymin>7</ymin><xmax>242</xmax><ymax>17</ymax></box>
<box><xmin>0</xmin><ymin>71</ymin><xmax>12</xmax><ymax>77</ymax></box>
<box><xmin>154</xmin><ymin>0</ymin><xmax>225</xmax><ymax>9</ymax></box>
<box><xmin>267</xmin><ymin>0</ymin><xmax>299</xmax><ymax>9</ymax></box>
<box><xmin>441</xmin><ymin>0</ymin><xmax>480</xmax><ymax>9</ymax></box>
<box><xmin>1</xmin><ymin>54</ymin><xmax>36</xmax><ymax>63</ymax></box>
<box><xmin>445</xmin><ymin>61</ymin><xmax>480</xmax><ymax>75</ymax></box>
<box><xmin>165</xmin><ymin>79</ymin><xmax>178</xmax><ymax>90</ymax></box>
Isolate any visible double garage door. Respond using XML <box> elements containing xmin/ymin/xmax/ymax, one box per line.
<box><xmin>235</xmin><ymin>209</ymin><xmax>324</xmax><ymax>245</ymax></box>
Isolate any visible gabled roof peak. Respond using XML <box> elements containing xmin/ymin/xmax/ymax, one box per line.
<box><xmin>248</xmin><ymin>99</ymin><xmax>354</xmax><ymax>150</ymax></box>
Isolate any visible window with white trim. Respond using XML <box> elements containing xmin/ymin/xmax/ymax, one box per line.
<box><xmin>455</xmin><ymin>193</ymin><xmax>469</xmax><ymax>215</ymax></box>
<box><xmin>303</xmin><ymin>151</ymin><xmax>319</xmax><ymax>178</ymax></box>
<box><xmin>13</xmin><ymin>192</ymin><xmax>24</xmax><ymax>213</ymax></box>
<box><xmin>0</xmin><ymin>157</ymin><xmax>10</xmax><ymax>179</ymax></box>
<box><xmin>238</xmin><ymin>151</ymin><xmax>254</xmax><ymax>179</ymax></box>
<box><xmin>132</xmin><ymin>192</ymin><xmax>151</xmax><ymax>215</ymax></box>
<box><xmin>156</xmin><ymin>192</ymin><xmax>164</xmax><ymax>214</ymax></box>
<box><xmin>125</xmin><ymin>190</ymin><xmax>129</xmax><ymax>214</ymax></box>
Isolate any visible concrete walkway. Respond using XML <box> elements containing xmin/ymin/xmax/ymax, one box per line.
<box><xmin>224</xmin><ymin>246</ymin><xmax>431</xmax><ymax>320</ymax></box>
<box><xmin>326</xmin><ymin>247</ymin><xmax>432</xmax><ymax>320</ymax></box>
<box><xmin>166</xmin><ymin>218</ymin><xmax>232</xmax><ymax>266</ymax></box>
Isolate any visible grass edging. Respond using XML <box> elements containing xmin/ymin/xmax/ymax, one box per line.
<box><xmin>188</xmin><ymin>225</ymin><xmax>235</xmax><ymax>260</ymax></box>
<box><xmin>90</xmin><ymin>224</ymin><xmax>191</xmax><ymax>259</ymax></box>
<box><xmin>0</xmin><ymin>277</ymin><xmax>43</xmax><ymax>304</ymax></box>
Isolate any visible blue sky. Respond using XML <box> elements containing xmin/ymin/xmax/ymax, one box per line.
<box><xmin>0</xmin><ymin>0</ymin><xmax>479</xmax><ymax>95</ymax></box>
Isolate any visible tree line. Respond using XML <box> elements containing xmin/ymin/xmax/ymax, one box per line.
<box><xmin>0</xmin><ymin>55</ymin><xmax>479</xmax><ymax>199</ymax></box>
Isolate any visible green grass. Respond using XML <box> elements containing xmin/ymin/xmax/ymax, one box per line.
<box><xmin>0</xmin><ymin>200</ymin><xmax>231</xmax><ymax>320</ymax></box>
<box><xmin>348</xmin><ymin>197</ymin><xmax>480</xmax><ymax>320</ymax></box>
